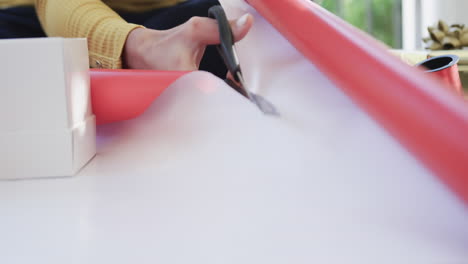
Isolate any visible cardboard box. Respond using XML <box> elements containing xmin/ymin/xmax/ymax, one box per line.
<box><xmin>0</xmin><ymin>38</ymin><xmax>96</xmax><ymax>179</ymax></box>
<box><xmin>389</xmin><ymin>49</ymin><xmax>428</xmax><ymax>66</ymax></box>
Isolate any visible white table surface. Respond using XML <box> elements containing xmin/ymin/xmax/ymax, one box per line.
<box><xmin>1</xmin><ymin>1</ymin><xmax>468</xmax><ymax>263</ymax></box>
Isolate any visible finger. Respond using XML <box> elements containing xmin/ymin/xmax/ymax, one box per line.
<box><xmin>172</xmin><ymin>49</ymin><xmax>199</xmax><ymax>71</ymax></box>
<box><xmin>185</xmin><ymin>14</ymin><xmax>254</xmax><ymax>45</ymax></box>
<box><xmin>177</xmin><ymin>59</ymin><xmax>198</xmax><ymax>71</ymax></box>
<box><xmin>231</xmin><ymin>14</ymin><xmax>254</xmax><ymax>42</ymax></box>
<box><xmin>194</xmin><ymin>46</ymin><xmax>206</xmax><ymax>68</ymax></box>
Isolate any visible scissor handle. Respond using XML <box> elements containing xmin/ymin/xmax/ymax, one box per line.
<box><xmin>208</xmin><ymin>5</ymin><xmax>241</xmax><ymax>81</ymax></box>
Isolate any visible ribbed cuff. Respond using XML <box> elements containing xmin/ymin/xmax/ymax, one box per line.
<box><xmin>89</xmin><ymin>23</ymin><xmax>144</xmax><ymax>69</ymax></box>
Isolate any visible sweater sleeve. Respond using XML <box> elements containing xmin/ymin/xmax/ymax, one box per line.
<box><xmin>35</xmin><ymin>0</ymin><xmax>143</xmax><ymax>68</ymax></box>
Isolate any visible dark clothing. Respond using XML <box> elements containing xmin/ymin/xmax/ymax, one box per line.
<box><xmin>0</xmin><ymin>6</ymin><xmax>45</xmax><ymax>38</ymax></box>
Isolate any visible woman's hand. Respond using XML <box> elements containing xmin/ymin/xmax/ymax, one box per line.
<box><xmin>123</xmin><ymin>14</ymin><xmax>253</xmax><ymax>71</ymax></box>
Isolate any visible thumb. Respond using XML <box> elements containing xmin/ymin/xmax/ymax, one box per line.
<box><xmin>231</xmin><ymin>14</ymin><xmax>254</xmax><ymax>42</ymax></box>
<box><xmin>187</xmin><ymin>14</ymin><xmax>254</xmax><ymax>45</ymax></box>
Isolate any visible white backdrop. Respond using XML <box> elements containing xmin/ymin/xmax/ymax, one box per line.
<box><xmin>1</xmin><ymin>0</ymin><xmax>467</xmax><ymax>263</ymax></box>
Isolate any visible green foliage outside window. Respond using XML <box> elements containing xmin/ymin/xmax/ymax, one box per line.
<box><xmin>316</xmin><ymin>0</ymin><xmax>402</xmax><ymax>48</ymax></box>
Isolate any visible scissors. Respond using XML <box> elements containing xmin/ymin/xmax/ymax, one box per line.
<box><xmin>208</xmin><ymin>5</ymin><xmax>279</xmax><ymax>116</ymax></box>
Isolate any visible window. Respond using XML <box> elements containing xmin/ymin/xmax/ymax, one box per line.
<box><xmin>316</xmin><ymin>0</ymin><xmax>403</xmax><ymax>48</ymax></box>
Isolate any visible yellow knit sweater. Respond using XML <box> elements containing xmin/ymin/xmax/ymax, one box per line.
<box><xmin>1</xmin><ymin>0</ymin><xmax>186</xmax><ymax>68</ymax></box>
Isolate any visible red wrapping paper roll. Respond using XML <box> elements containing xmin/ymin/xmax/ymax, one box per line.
<box><xmin>417</xmin><ymin>55</ymin><xmax>463</xmax><ymax>94</ymax></box>
<box><xmin>90</xmin><ymin>69</ymin><xmax>188</xmax><ymax>125</ymax></box>
<box><xmin>247</xmin><ymin>0</ymin><xmax>468</xmax><ymax>204</ymax></box>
